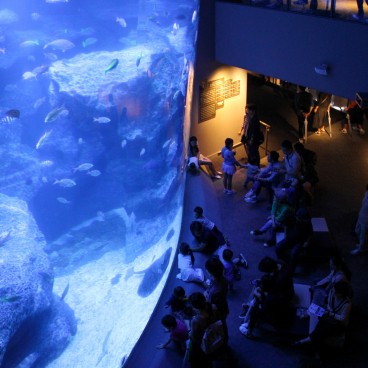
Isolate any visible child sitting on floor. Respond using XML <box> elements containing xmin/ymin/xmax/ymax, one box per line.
<box><xmin>222</xmin><ymin>248</ymin><xmax>237</xmax><ymax>291</ymax></box>
<box><xmin>177</xmin><ymin>242</ymin><xmax>204</xmax><ymax>283</ymax></box>
<box><xmin>193</xmin><ymin>206</ymin><xmax>216</xmax><ymax>231</ymax></box>
<box><xmin>156</xmin><ymin>314</ymin><xmax>189</xmax><ymax>352</ymax></box>
<box><xmin>243</xmin><ymin>157</ymin><xmax>260</xmax><ymax>189</ymax></box>
<box><xmin>221</xmin><ymin>249</ymin><xmax>248</xmax><ymax>290</ymax></box>
<box><xmin>165</xmin><ymin>286</ymin><xmax>193</xmax><ymax>321</ymax></box>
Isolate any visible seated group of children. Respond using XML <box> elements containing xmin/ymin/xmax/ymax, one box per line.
<box><xmin>156</xmin><ymin>206</ymin><xmax>248</xmax><ymax>356</ymax></box>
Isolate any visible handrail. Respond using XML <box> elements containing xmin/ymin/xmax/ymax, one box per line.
<box><xmin>216</xmin><ymin>119</ymin><xmax>271</xmax><ymax>156</ymax></box>
<box><xmin>260</xmin><ymin>120</ymin><xmax>270</xmax><ymax>156</ymax></box>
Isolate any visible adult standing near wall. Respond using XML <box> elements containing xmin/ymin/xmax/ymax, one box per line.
<box><xmin>294</xmin><ymin>86</ymin><xmax>314</xmax><ymax>143</ymax></box>
<box><xmin>314</xmin><ymin>92</ymin><xmax>332</xmax><ymax>135</ymax></box>
<box><xmin>351</xmin><ymin>184</ymin><xmax>368</xmax><ymax>255</ymax></box>
<box><xmin>238</xmin><ymin>103</ymin><xmax>262</xmax><ymax>165</ymax></box>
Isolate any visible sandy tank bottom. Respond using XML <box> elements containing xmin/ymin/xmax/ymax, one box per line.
<box><xmin>47</xmin><ymin>207</ymin><xmax>182</xmax><ymax>368</ymax></box>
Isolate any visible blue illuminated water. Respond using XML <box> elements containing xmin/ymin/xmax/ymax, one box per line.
<box><xmin>0</xmin><ymin>0</ymin><xmax>198</xmax><ymax>366</ymax></box>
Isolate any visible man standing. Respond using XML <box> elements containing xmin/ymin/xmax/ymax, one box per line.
<box><xmin>314</xmin><ymin>92</ymin><xmax>332</xmax><ymax>135</ymax></box>
<box><xmin>294</xmin><ymin>86</ymin><xmax>314</xmax><ymax>143</ymax></box>
<box><xmin>239</xmin><ymin>103</ymin><xmax>263</xmax><ymax>166</ymax></box>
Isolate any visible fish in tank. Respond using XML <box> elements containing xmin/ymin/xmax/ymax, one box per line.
<box><xmin>0</xmin><ymin>0</ymin><xmax>198</xmax><ymax>367</ymax></box>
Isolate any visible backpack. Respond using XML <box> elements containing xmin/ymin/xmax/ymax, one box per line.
<box><xmin>201</xmin><ymin>320</ymin><xmax>225</xmax><ymax>354</ymax></box>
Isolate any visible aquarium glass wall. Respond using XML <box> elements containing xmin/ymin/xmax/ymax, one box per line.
<box><xmin>0</xmin><ymin>0</ymin><xmax>198</xmax><ymax>367</ymax></box>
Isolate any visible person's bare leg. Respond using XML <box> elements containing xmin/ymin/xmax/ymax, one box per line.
<box><xmin>200</xmin><ymin>158</ymin><xmax>219</xmax><ymax>176</ymax></box>
<box><xmin>228</xmin><ymin>175</ymin><xmax>233</xmax><ymax>190</ymax></box>
<box><xmin>223</xmin><ymin>173</ymin><xmax>229</xmax><ymax>190</ymax></box>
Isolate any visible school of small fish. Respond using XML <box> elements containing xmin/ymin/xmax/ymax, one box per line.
<box><xmin>0</xmin><ymin>1</ymin><xmax>198</xmax><ymax>234</ymax></box>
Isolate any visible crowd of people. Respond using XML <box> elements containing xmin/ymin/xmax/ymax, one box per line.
<box><xmin>155</xmin><ymin>193</ymin><xmax>358</xmax><ymax>367</ymax></box>
<box><xmin>156</xmin><ymin>206</ymin><xmax>248</xmax><ymax>367</ymax></box>
<box><xmin>154</xmin><ymin>186</ymin><xmax>359</xmax><ymax>367</ymax></box>
<box><xmin>155</xmin><ymin>99</ymin><xmax>368</xmax><ymax>368</ymax></box>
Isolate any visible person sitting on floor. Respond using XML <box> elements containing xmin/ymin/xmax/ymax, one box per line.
<box><xmin>221</xmin><ymin>248</ymin><xmax>243</xmax><ymax>291</ymax></box>
<box><xmin>243</xmin><ymin>157</ymin><xmax>260</xmax><ymax>189</ymax></box>
<box><xmin>165</xmin><ymin>286</ymin><xmax>193</xmax><ymax>321</ymax></box>
<box><xmin>238</xmin><ymin>256</ymin><xmax>294</xmax><ymax>323</ymax></box>
<box><xmin>188</xmin><ymin>136</ymin><xmax>221</xmax><ymax>179</ymax></box>
<box><xmin>204</xmin><ymin>257</ymin><xmax>230</xmax><ymax>345</ymax></box>
<box><xmin>294</xmin><ymin>142</ymin><xmax>319</xmax><ymax>204</ymax></box>
<box><xmin>280</xmin><ymin>139</ymin><xmax>302</xmax><ymax>188</ymax></box>
<box><xmin>258</xmin><ymin>256</ymin><xmax>295</xmax><ymax>302</ymax></box>
<box><xmin>239</xmin><ymin>273</ymin><xmax>294</xmax><ymax>338</ymax></box>
<box><xmin>156</xmin><ymin>314</ymin><xmax>189</xmax><ymax>352</ymax></box>
<box><xmin>275</xmin><ymin>206</ymin><xmax>314</xmax><ymax>273</ymax></box>
<box><xmin>310</xmin><ymin>254</ymin><xmax>352</xmax><ymax>306</ymax></box>
<box><xmin>294</xmin><ymin>281</ymin><xmax>352</xmax><ymax>350</ymax></box>
<box><xmin>177</xmin><ymin>242</ymin><xmax>204</xmax><ymax>283</ymax></box>
<box><xmin>186</xmin><ymin>292</ymin><xmax>220</xmax><ymax>368</ymax></box>
<box><xmin>244</xmin><ymin>150</ymin><xmax>283</xmax><ymax>204</ymax></box>
<box><xmin>193</xmin><ymin>205</ymin><xmax>226</xmax><ymax>247</ymax></box>
<box><xmin>250</xmin><ymin>188</ymin><xmax>296</xmax><ymax>247</ymax></box>
<box><xmin>190</xmin><ymin>220</ymin><xmax>227</xmax><ymax>254</ymax></box>
<box><xmin>194</xmin><ymin>206</ymin><xmax>216</xmax><ymax>231</ymax></box>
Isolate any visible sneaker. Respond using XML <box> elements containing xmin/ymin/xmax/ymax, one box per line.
<box><xmin>227</xmin><ymin>189</ymin><xmax>236</xmax><ymax>194</ymax></box>
<box><xmin>212</xmin><ymin>175</ymin><xmax>222</xmax><ymax>179</ymax></box>
<box><xmin>244</xmin><ymin>190</ymin><xmax>255</xmax><ymax>198</ymax></box>
<box><xmin>263</xmin><ymin>240</ymin><xmax>276</xmax><ymax>247</ymax></box>
<box><xmin>239</xmin><ymin>325</ymin><xmax>254</xmax><ymax>338</ymax></box>
<box><xmin>245</xmin><ymin>197</ymin><xmax>257</xmax><ymax>203</ymax></box>
<box><xmin>350</xmin><ymin>247</ymin><xmax>368</xmax><ymax>255</ymax></box>
<box><xmin>341</xmin><ymin>128</ymin><xmax>347</xmax><ymax>134</ymax></box>
<box><xmin>359</xmin><ymin>128</ymin><xmax>365</xmax><ymax>135</ymax></box>
<box><xmin>352</xmin><ymin>13</ymin><xmax>363</xmax><ymax>20</ymax></box>
<box><xmin>216</xmin><ymin>171</ymin><xmax>222</xmax><ymax>175</ymax></box>
<box><xmin>250</xmin><ymin>229</ymin><xmax>263</xmax><ymax>236</ymax></box>
<box><xmin>350</xmin><ymin>248</ymin><xmax>361</xmax><ymax>255</ymax></box>
<box><xmin>239</xmin><ymin>253</ymin><xmax>248</xmax><ymax>269</ymax></box>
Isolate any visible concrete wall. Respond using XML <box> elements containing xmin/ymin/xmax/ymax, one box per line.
<box><xmin>215</xmin><ymin>2</ymin><xmax>368</xmax><ymax>100</ymax></box>
<box><xmin>190</xmin><ymin>0</ymin><xmax>248</xmax><ymax>159</ymax></box>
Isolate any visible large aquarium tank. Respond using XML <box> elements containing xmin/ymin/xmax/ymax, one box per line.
<box><xmin>0</xmin><ymin>0</ymin><xmax>198</xmax><ymax>367</ymax></box>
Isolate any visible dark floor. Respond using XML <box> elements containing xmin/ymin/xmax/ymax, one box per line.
<box><xmin>125</xmin><ymin>78</ymin><xmax>368</xmax><ymax>368</ymax></box>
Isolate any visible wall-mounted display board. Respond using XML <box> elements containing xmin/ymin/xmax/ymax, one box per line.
<box><xmin>199</xmin><ymin>78</ymin><xmax>240</xmax><ymax>122</ymax></box>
